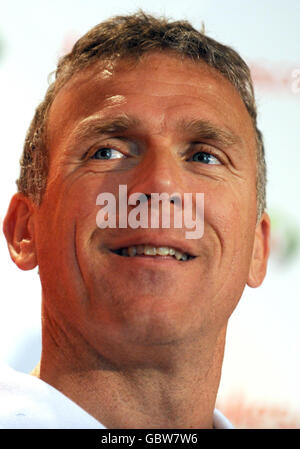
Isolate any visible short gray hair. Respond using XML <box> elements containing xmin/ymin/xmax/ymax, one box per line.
<box><xmin>17</xmin><ymin>11</ymin><xmax>266</xmax><ymax>219</ymax></box>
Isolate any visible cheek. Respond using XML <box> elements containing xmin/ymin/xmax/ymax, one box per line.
<box><xmin>34</xmin><ymin>174</ymin><xmax>101</xmax><ymax>313</ymax></box>
<box><xmin>203</xmin><ymin>182</ymin><xmax>257</xmax><ymax>267</ymax></box>
<box><xmin>200</xmin><ymin>190</ymin><xmax>256</xmax><ymax>327</ymax></box>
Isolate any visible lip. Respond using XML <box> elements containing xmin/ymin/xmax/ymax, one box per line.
<box><xmin>108</xmin><ymin>250</ymin><xmax>195</xmax><ymax>265</ymax></box>
<box><xmin>107</xmin><ymin>234</ymin><xmax>197</xmax><ymax>257</ymax></box>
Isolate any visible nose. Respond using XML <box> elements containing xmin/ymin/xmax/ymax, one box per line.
<box><xmin>127</xmin><ymin>141</ymin><xmax>186</xmax><ymax>200</ymax></box>
<box><xmin>123</xmin><ymin>141</ymin><xmax>189</xmax><ymax>230</ymax></box>
<box><xmin>116</xmin><ymin>139</ymin><xmax>204</xmax><ymax>237</ymax></box>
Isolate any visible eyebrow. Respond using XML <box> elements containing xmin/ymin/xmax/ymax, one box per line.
<box><xmin>65</xmin><ymin>113</ymin><xmax>242</xmax><ymax>155</ymax></box>
<box><xmin>177</xmin><ymin>118</ymin><xmax>242</xmax><ymax>148</ymax></box>
<box><xmin>69</xmin><ymin>114</ymin><xmax>141</xmax><ymax>144</ymax></box>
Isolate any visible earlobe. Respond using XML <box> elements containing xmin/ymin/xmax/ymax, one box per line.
<box><xmin>3</xmin><ymin>193</ymin><xmax>38</xmax><ymax>271</ymax></box>
<box><xmin>247</xmin><ymin>211</ymin><xmax>271</xmax><ymax>288</ymax></box>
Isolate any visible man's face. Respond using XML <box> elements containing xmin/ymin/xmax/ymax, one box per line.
<box><xmin>33</xmin><ymin>53</ymin><xmax>264</xmax><ymax>360</ymax></box>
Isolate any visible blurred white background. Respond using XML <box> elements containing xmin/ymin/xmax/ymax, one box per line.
<box><xmin>0</xmin><ymin>0</ymin><xmax>299</xmax><ymax>428</ymax></box>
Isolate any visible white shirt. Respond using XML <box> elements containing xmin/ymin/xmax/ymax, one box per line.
<box><xmin>0</xmin><ymin>363</ymin><xmax>233</xmax><ymax>429</ymax></box>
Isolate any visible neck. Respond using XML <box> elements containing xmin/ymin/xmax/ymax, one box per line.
<box><xmin>33</xmin><ymin>322</ymin><xmax>227</xmax><ymax>429</ymax></box>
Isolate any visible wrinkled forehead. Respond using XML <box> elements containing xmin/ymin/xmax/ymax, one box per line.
<box><xmin>55</xmin><ymin>50</ymin><xmax>238</xmax><ymax>98</ymax></box>
<box><xmin>46</xmin><ymin>51</ymin><xmax>256</xmax><ymax>153</ymax></box>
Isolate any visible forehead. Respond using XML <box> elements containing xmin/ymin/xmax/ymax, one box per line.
<box><xmin>46</xmin><ymin>52</ymin><xmax>256</xmax><ymax>152</ymax></box>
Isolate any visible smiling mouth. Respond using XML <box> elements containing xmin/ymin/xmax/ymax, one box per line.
<box><xmin>110</xmin><ymin>244</ymin><xmax>195</xmax><ymax>261</ymax></box>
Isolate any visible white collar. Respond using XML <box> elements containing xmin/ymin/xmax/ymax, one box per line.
<box><xmin>0</xmin><ymin>363</ymin><xmax>233</xmax><ymax>429</ymax></box>
<box><xmin>213</xmin><ymin>408</ymin><xmax>234</xmax><ymax>429</ymax></box>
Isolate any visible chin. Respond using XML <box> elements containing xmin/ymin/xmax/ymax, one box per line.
<box><xmin>120</xmin><ymin>298</ymin><xmax>202</xmax><ymax>345</ymax></box>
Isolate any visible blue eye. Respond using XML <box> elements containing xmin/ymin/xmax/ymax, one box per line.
<box><xmin>91</xmin><ymin>148</ymin><xmax>124</xmax><ymax>160</ymax></box>
<box><xmin>191</xmin><ymin>151</ymin><xmax>221</xmax><ymax>165</ymax></box>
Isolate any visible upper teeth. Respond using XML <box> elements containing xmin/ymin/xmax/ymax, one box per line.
<box><xmin>118</xmin><ymin>245</ymin><xmax>190</xmax><ymax>261</ymax></box>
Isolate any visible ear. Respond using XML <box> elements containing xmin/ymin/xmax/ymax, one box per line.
<box><xmin>3</xmin><ymin>193</ymin><xmax>38</xmax><ymax>270</ymax></box>
<box><xmin>247</xmin><ymin>211</ymin><xmax>271</xmax><ymax>288</ymax></box>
